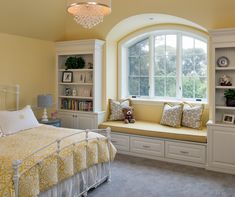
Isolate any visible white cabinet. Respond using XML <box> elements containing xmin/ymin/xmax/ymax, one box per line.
<box><xmin>165</xmin><ymin>141</ymin><xmax>206</xmax><ymax>164</ymax></box>
<box><xmin>207</xmin><ymin>29</ymin><xmax>235</xmax><ymax>174</ymax></box>
<box><xmin>58</xmin><ymin>111</ymin><xmax>105</xmax><ymax>129</ymax></box>
<box><xmin>104</xmin><ymin>131</ymin><xmax>206</xmax><ymax>167</ymax></box>
<box><xmin>130</xmin><ymin>136</ymin><xmax>164</xmax><ymax>157</ymax></box>
<box><xmin>207</xmin><ymin>123</ymin><xmax>235</xmax><ymax>174</ymax></box>
<box><xmin>111</xmin><ymin>133</ymin><xmax>130</xmax><ymax>152</ymax></box>
<box><xmin>56</xmin><ymin>39</ymin><xmax>105</xmax><ymax>129</ymax></box>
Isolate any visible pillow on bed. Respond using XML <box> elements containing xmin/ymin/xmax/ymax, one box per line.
<box><xmin>0</xmin><ymin>105</ymin><xmax>40</xmax><ymax>135</ymax></box>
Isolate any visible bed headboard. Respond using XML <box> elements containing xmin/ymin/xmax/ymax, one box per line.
<box><xmin>0</xmin><ymin>84</ymin><xmax>20</xmax><ymax>110</ymax></box>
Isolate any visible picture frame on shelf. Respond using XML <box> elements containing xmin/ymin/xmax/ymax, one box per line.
<box><xmin>62</xmin><ymin>71</ymin><xmax>73</xmax><ymax>83</ymax></box>
<box><xmin>222</xmin><ymin>114</ymin><xmax>235</xmax><ymax>124</ymax></box>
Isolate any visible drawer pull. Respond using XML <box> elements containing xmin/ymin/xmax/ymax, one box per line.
<box><xmin>111</xmin><ymin>140</ymin><xmax>117</xmax><ymax>143</ymax></box>
<box><xmin>142</xmin><ymin>145</ymin><xmax>151</xmax><ymax>148</ymax></box>
<box><xmin>180</xmin><ymin>151</ymin><xmax>189</xmax><ymax>154</ymax></box>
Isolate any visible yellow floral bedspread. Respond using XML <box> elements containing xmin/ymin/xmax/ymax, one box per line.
<box><xmin>0</xmin><ymin>125</ymin><xmax>116</xmax><ymax>197</ymax></box>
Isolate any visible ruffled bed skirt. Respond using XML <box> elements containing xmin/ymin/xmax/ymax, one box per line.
<box><xmin>39</xmin><ymin>163</ymin><xmax>109</xmax><ymax>197</ymax></box>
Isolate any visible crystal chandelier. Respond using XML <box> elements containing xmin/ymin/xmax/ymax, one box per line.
<box><xmin>67</xmin><ymin>0</ymin><xmax>112</xmax><ymax>29</ymax></box>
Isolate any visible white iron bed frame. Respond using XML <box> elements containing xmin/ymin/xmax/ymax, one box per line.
<box><xmin>0</xmin><ymin>84</ymin><xmax>112</xmax><ymax>197</ymax></box>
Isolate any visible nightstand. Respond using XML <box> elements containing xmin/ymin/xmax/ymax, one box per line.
<box><xmin>39</xmin><ymin>119</ymin><xmax>61</xmax><ymax>127</ymax></box>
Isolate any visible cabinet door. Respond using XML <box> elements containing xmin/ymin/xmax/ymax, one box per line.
<box><xmin>208</xmin><ymin>125</ymin><xmax>235</xmax><ymax>172</ymax></box>
<box><xmin>78</xmin><ymin>115</ymin><xmax>96</xmax><ymax>129</ymax></box>
<box><xmin>58</xmin><ymin>112</ymin><xmax>74</xmax><ymax>128</ymax></box>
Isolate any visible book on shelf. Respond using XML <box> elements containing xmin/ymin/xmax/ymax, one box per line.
<box><xmin>61</xmin><ymin>98</ymin><xmax>93</xmax><ymax>111</ymax></box>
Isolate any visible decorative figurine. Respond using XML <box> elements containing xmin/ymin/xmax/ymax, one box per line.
<box><xmin>72</xmin><ymin>88</ymin><xmax>77</xmax><ymax>96</ymax></box>
<box><xmin>220</xmin><ymin>75</ymin><xmax>232</xmax><ymax>86</ymax></box>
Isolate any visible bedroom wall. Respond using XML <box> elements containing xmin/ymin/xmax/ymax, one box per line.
<box><xmin>0</xmin><ymin>33</ymin><xmax>55</xmax><ymax>117</ymax></box>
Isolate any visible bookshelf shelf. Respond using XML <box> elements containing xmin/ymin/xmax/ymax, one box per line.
<box><xmin>59</xmin><ymin>69</ymin><xmax>93</xmax><ymax>72</ymax></box>
<box><xmin>216</xmin><ymin>86</ymin><xmax>235</xmax><ymax>89</ymax></box>
<box><xmin>59</xmin><ymin>96</ymin><xmax>93</xmax><ymax>100</ymax></box>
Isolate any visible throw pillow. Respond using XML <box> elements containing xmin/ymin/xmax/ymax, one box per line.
<box><xmin>182</xmin><ymin>102</ymin><xmax>204</xmax><ymax>129</ymax></box>
<box><xmin>109</xmin><ymin>99</ymin><xmax>131</xmax><ymax>121</ymax></box>
<box><xmin>160</xmin><ymin>103</ymin><xmax>183</xmax><ymax>128</ymax></box>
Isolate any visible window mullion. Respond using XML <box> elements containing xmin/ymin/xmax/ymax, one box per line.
<box><xmin>149</xmin><ymin>35</ymin><xmax>154</xmax><ymax>98</ymax></box>
<box><xmin>177</xmin><ymin>33</ymin><xmax>182</xmax><ymax>99</ymax></box>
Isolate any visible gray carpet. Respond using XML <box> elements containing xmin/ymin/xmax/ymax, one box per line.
<box><xmin>89</xmin><ymin>154</ymin><xmax>235</xmax><ymax>197</ymax></box>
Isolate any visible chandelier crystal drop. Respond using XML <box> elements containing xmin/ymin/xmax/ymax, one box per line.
<box><xmin>67</xmin><ymin>0</ymin><xmax>111</xmax><ymax>29</ymax></box>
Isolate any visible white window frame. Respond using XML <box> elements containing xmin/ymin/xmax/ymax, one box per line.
<box><xmin>118</xmin><ymin>26</ymin><xmax>209</xmax><ymax>104</ymax></box>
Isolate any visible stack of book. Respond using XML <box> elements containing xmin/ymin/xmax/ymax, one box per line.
<box><xmin>61</xmin><ymin>98</ymin><xmax>93</xmax><ymax>111</ymax></box>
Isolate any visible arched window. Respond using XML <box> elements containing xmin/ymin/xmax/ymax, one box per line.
<box><xmin>119</xmin><ymin>28</ymin><xmax>208</xmax><ymax>102</ymax></box>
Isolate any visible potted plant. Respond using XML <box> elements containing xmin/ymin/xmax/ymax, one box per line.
<box><xmin>65</xmin><ymin>56</ymin><xmax>85</xmax><ymax>70</ymax></box>
<box><xmin>224</xmin><ymin>89</ymin><xmax>235</xmax><ymax>106</ymax></box>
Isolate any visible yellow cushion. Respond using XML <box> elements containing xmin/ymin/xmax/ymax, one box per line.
<box><xmin>99</xmin><ymin>121</ymin><xmax>207</xmax><ymax>143</ymax></box>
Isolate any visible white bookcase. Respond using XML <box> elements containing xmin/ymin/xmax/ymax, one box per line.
<box><xmin>207</xmin><ymin>29</ymin><xmax>235</xmax><ymax>174</ymax></box>
<box><xmin>55</xmin><ymin>39</ymin><xmax>105</xmax><ymax>129</ymax></box>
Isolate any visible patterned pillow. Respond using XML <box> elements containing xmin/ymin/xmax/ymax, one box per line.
<box><xmin>182</xmin><ymin>103</ymin><xmax>204</xmax><ymax>129</ymax></box>
<box><xmin>160</xmin><ymin>103</ymin><xmax>183</xmax><ymax>128</ymax></box>
<box><xmin>109</xmin><ymin>99</ymin><xmax>130</xmax><ymax>120</ymax></box>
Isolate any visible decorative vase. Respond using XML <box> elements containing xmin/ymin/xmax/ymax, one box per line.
<box><xmin>226</xmin><ymin>98</ymin><xmax>235</xmax><ymax>107</ymax></box>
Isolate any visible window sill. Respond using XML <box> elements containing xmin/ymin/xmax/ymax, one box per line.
<box><xmin>130</xmin><ymin>97</ymin><xmax>208</xmax><ymax>108</ymax></box>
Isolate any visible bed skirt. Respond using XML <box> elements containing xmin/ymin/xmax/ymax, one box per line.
<box><xmin>39</xmin><ymin>162</ymin><xmax>109</xmax><ymax>197</ymax></box>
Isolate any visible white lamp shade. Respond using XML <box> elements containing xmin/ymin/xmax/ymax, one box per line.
<box><xmin>37</xmin><ymin>95</ymin><xmax>53</xmax><ymax>108</ymax></box>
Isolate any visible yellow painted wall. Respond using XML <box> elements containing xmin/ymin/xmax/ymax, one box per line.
<box><xmin>0</xmin><ymin>33</ymin><xmax>56</xmax><ymax>117</ymax></box>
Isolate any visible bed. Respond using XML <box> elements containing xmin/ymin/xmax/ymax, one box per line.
<box><xmin>0</xmin><ymin>85</ymin><xmax>117</xmax><ymax>197</ymax></box>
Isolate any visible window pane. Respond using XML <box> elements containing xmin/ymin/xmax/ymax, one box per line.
<box><xmin>195</xmin><ymin>55</ymin><xmax>207</xmax><ymax>76</ymax></box>
<box><xmin>155</xmin><ymin>35</ymin><xmax>165</xmax><ymax>56</ymax></box>
<box><xmin>140</xmin><ymin>55</ymin><xmax>149</xmax><ymax>76</ymax></box>
<box><xmin>128</xmin><ymin>38</ymin><xmax>150</xmax><ymax>96</ymax></box>
<box><xmin>166</xmin><ymin>35</ymin><xmax>176</xmax><ymax>56</ymax></box>
<box><xmin>195</xmin><ymin>39</ymin><xmax>207</xmax><ymax>54</ymax></box>
<box><xmin>139</xmin><ymin>40</ymin><xmax>149</xmax><ymax>55</ymax></box>
<box><xmin>182</xmin><ymin>55</ymin><xmax>194</xmax><ymax>76</ymax></box>
<box><xmin>195</xmin><ymin>77</ymin><xmax>207</xmax><ymax>98</ymax></box>
<box><xmin>140</xmin><ymin>77</ymin><xmax>149</xmax><ymax>96</ymax></box>
<box><xmin>183</xmin><ymin>36</ymin><xmax>194</xmax><ymax>50</ymax></box>
<box><xmin>129</xmin><ymin>57</ymin><xmax>139</xmax><ymax>76</ymax></box>
<box><xmin>182</xmin><ymin>77</ymin><xmax>194</xmax><ymax>98</ymax></box>
<box><xmin>129</xmin><ymin>45</ymin><xmax>139</xmax><ymax>57</ymax></box>
<box><xmin>155</xmin><ymin>77</ymin><xmax>165</xmax><ymax>97</ymax></box>
<box><xmin>166</xmin><ymin>55</ymin><xmax>176</xmax><ymax>76</ymax></box>
<box><xmin>154</xmin><ymin>56</ymin><xmax>165</xmax><ymax>76</ymax></box>
<box><xmin>166</xmin><ymin>77</ymin><xmax>176</xmax><ymax>97</ymax></box>
<box><xmin>129</xmin><ymin>77</ymin><xmax>140</xmax><ymax>95</ymax></box>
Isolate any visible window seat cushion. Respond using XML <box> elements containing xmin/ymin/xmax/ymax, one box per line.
<box><xmin>99</xmin><ymin>121</ymin><xmax>207</xmax><ymax>143</ymax></box>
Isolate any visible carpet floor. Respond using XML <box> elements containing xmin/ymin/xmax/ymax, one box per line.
<box><xmin>89</xmin><ymin>154</ymin><xmax>235</xmax><ymax>197</ymax></box>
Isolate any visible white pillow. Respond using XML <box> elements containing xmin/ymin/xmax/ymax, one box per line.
<box><xmin>0</xmin><ymin>105</ymin><xmax>40</xmax><ymax>135</ymax></box>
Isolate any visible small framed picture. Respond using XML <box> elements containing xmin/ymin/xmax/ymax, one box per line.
<box><xmin>62</xmin><ymin>71</ymin><xmax>73</xmax><ymax>83</ymax></box>
<box><xmin>223</xmin><ymin>114</ymin><xmax>235</xmax><ymax>124</ymax></box>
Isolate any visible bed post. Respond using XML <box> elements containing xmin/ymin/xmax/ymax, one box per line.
<box><xmin>83</xmin><ymin>129</ymin><xmax>89</xmax><ymax>197</ymax></box>
<box><xmin>12</xmin><ymin>160</ymin><xmax>22</xmax><ymax>197</ymax></box>
<box><xmin>107</xmin><ymin>127</ymin><xmax>111</xmax><ymax>182</ymax></box>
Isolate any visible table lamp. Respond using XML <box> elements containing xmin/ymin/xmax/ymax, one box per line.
<box><xmin>37</xmin><ymin>94</ymin><xmax>52</xmax><ymax>122</ymax></box>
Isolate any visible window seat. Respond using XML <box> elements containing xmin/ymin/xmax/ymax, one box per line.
<box><xmin>99</xmin><ymin>121</ymin><xmax>207</xmax><ymax>143</ymax></box>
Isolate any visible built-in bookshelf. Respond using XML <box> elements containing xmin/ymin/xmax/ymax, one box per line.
<box><xmin>214</xmin><ymin>47</ymin><xmax>235</xmax><ymax>123</ymax></box>
<box><xmin>55</xmin><ymin>40</ymin><xmax>105</xmax><ymax>129</ymax></box>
